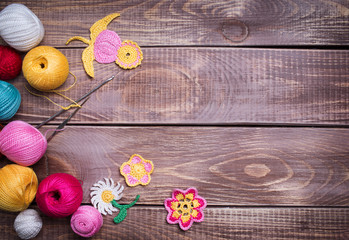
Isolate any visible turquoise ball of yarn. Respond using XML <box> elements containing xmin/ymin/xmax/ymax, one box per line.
<box><xmin>0</xmin><ymin>80</ymin><xmax>21</xmax><ymax>120</ymax></box>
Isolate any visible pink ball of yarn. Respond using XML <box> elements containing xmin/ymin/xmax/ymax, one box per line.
<box><xmin>36</xmin><ymin>173</ymin><xmax>83</xmax><ymax>218</ymax></box>
<box><xmin>71</xmin><ymin>205</ymin><xmax>103</xmax><ymax>238</ymax></box>
<box><xmin>0</xmin><ymin>120</ymin><xmax>47</xmax><ymax>166</ymax></box>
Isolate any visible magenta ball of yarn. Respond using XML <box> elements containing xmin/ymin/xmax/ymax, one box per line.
<box><xmin>36</xmin><ymin>173</ymin><xmax>83</xmax><ymax>218</ymax></box>
<box><xmin>0</xmin><ymin>120</ymin><xmax>47</xmax><ymax>166</ymax></box>
<box><xmin>71</xmin><ymin>205</ymin><xmax>103</xmax><ymax>237</ymax></box>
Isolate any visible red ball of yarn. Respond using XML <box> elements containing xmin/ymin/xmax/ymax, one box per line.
<box><xmin>36</xmin><ymin>173</ymin><xmax>83</xmax><ymax>218</ymax></box>
<box><xmin>0</xmin><ymin>46</ymin><xmax>22</xmax><ymax>80</ymax></box>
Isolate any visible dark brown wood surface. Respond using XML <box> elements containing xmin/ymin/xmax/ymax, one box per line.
<box><xmin>1</xmin><ymin>0</ymin><xmax>349</xmax><ymax>47</ymax></box>
<box><xmin>0</xmin><ymin>0</ymin><xmax>348</xmax><ymax>239</ymax></box>
<box><xmin>9</xmin><ymin>48</ymin><xmax>349</xmax><ymax>125</ymax></box>
<box><xmin>1</xmin><ymin>206</ymin><xmax>349</xmax><ymax>240</ymax></box>
<box><xmin>44</xmin><ymin>126</ymin><xmax>349</xmax><ymax>206</ymax></box>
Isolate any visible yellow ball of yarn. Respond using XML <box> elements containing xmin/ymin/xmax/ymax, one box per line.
<box><xmin>22</xmin><ymin>46</ymin><xmax>69</xmax><ymax>91</ymax></box>
<box><xmin>0</xmin><ymin>164</ymin><xmax>38</xmax><ymax>212</ymax></box>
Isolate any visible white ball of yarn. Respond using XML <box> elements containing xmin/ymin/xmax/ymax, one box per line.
<box><xmin>0</xmin><ymin>3</ymin><xmax>44</xmax><ymax>51</ymax></box>
<box><xmin>14</xmin><ymin>209</ymin><xmax>43</xmax><ymax>240</ymax></box>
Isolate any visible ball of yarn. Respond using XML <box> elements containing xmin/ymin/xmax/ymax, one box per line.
<box><xmin>0</xmin><ymin>80</ymin><xmax>21</xmax><ymax>120</ymax></box>
<box><xmin>22</xmin><ymin>46</ymin><xmax>69</xmax><ymax>91</ymax></box>
<box><xmin>36</xmin><ymin>173</ymin><xmax>83</xmax><ymax>218</ymax></box>
<box><xmin>14</xmin><ymin>209</ymin><xmax>43</xmax><ymax>240</ymax></box>
<box><xmin>0</xmin><ymin>3</ymin><xmax>44</xmax><ymax>52</ymax></box>
<box><xmin>0</xmin><ymin>46</ymin><xmax>22</xmax><ymax>80</ymax></box>
<box><xmin>71</xmin><ymin>205</ymin><xmax>103</xmax><ymax>238</ymax></box>
<box><xmin>0</xmin><ymin>164</ymin><xmax>38</xmax><ymax>212</ymax></box>
<box><xmin>0</xmin><ymin>120</ymin><xmax>47</xmax><ymax>166</ymax></box>
<box><xmin>0</xmin><ymin>127</ymin><xmax>1</xmax><ymax>156</ymax></box>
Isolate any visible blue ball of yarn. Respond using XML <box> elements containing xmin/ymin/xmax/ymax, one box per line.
<box><xmin>0</xmin><ymin>80</ymin><xmax>21</xmax><ymax>120</ymax></box>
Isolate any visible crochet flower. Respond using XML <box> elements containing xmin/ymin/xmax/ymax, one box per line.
<box><xmin>66</xmin><ymin>13</ymin><xmax>143</xmax><ymax>78</ymax></box>
<box><xmin>120</xmin><ymin>154</ymin><xmax>154</xmax><ymax>187</ymax></box>
<box><xmin>94</xmin><ymin>29</ymin><xmax>121</xmax><ymax>64</ymax></box>
<box><xmin>164</xmin><ymin>187</ymin><xmax>207</xmax><ymax>231</ymax></box>
<box><xmin>115</xmin><ymin>40</ymin><xmax>143</xmax><ymax>69</ymax></box>
<box><xmin>90</xmin><ymin>178</ymin><xmax>124</xmax><ymax>215</ymax></box>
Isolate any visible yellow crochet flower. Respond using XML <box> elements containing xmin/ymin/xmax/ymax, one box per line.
<box><xmin>120</xmin><ymin>154</ymin><xmax>154</xmax><ymax>187</ymax></box>
<box><xmin>115</xmin><ymin>40</ymin><xmax>143</xmax><ymax>69</ymax></box>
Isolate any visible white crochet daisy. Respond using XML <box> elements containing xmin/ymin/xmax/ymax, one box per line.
<box><xmin>90</xmin><ymin>178</ymin><xmax>124</xmax><ymax>215</ymax></box>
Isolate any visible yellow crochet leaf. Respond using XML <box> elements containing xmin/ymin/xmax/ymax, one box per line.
<box><xmin>90</xmin><ymin>13</ymin><xmax>120</xmax><ymax>41</ymax></box>
<box><xmin>82</xmin><ymin>44</ymin><xmax>95</xmax><ymax>78</ymax></box>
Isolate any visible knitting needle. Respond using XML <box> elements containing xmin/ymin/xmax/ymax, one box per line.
<box><xmin>36</xmin><ymin>75</ymin><xmax>114</xmax><ymax>129</ymax></box>
<box><xmin>46</xmin><ymin>97</ymin><xmax>90</xmax><ymax>142</ymax></box>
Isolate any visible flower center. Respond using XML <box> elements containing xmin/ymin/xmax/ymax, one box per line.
<box><xmin>117</xmin><ymin>45</ymin><xmax>138</xmax><ymax>64</ymax></box>
<box><xmin>101</xmin><ymin>190</ymin><xmax>114</xmax><ymax>203</ymax></box>
<box><xmin>131</xmin><ymin>163</ymin><xmax>145</xmax><ymax>179</ymax></box>
<box><xmin>177</xmin><ymin>198</ymin><xmax>194</xmax><ymax>216</ymax></box>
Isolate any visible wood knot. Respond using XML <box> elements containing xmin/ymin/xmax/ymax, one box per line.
<box><xmin>221</xmin><ymin>19</ymin><xmax>249</xmax><ymax>43</ymax></box>
<box><xmin>122</xmin><ymin>67</ymin><xmax>200</xmax><ymax>114</ymax></box>
<box><xmin>244</xmin><ymin>164</ymin><xmax>271</xmax><ymax>178</ymax></box>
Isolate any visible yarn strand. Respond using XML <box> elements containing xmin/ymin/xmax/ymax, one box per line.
<box><xmin>36</xmin><ymin>75</ymin><xmax>114</xmax><ymax>129</ymax></box>
<box><xmin>24</xmin><ymin>72</ymin><xmax>81</xmax><ymax>110</ymax></box>
<box><xmin>50</xmin><ymin>72</ymin><xmax>78</xmax><ymax>93</ymax></box>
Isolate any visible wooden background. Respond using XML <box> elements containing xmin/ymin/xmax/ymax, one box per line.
<box><xmin>1</xmin><ymin>0</ymin><xmax>349</xmax><ymax>239</ymax></box>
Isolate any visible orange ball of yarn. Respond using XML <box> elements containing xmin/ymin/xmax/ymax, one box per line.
<box><xmin>0</xmin><ymin>164</ymin><xmax>38</xmax><ymax>212</ymax></box>
<box><xmin>22</xmin><ymin>46</ymin><xmax>69</xmax><ymax>91</ymax></box>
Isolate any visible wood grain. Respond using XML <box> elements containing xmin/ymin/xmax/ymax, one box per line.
<box><xmin>6</xmin><ymin>48</ymin><xmax>349</xmax><ymax>125</ymax></box>
<box><xmin>43</xmin><ymin>126</ymin><xmax>349</xmax><ymax>206</ymax></box>
<box><xmin>1</xmin><ymin>206</ymin><xmax>348</xmax><ymax>239</ymax></box>
<box><xmin>0</xmin><ymin>0</ymin><xmax>348</xmax><ymax>238</ymax></box>
<box><xmin>1</xmin><ymin>0</ymin><xmax>349</xmax><ymax>46</ymax></box>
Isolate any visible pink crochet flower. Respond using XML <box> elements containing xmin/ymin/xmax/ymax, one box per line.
<box><xmin>94</xmin><ymin>29</ymin><xmax>121</xmax><ymax>63</ymax></box>
<box><xmin>120</xmin><ymin>154</ymin><xmax>154</xmax><ymax>187</ymax></box>
<box><xmin>164</xmin><ymin>187</ymin><xmax>207</xmax><ymax>231</ymax></box>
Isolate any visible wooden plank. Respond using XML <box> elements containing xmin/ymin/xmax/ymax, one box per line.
<box><xmin>1</xmin><ymin>0</ymin><xmax>349</xmax><ymax>46</ymax></box>
<box><xmin>1</xmin><ymin>206</ymin><xmax>348</xmax><ymax>239</ymax></box>
<box><xmin>7</xmin><ymin>48</ymin><xmax>349</xmax><ymax>125</ymax></box>
<box><xmin>44</xmin><ymin>126</ymin><xmax>349</xmax><ymax>206</ymax></box>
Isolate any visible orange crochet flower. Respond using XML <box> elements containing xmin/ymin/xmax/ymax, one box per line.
<box><xmin>120</xmin><ymin>154</ymin><xmax>154</xmax><ymax>187</ymax></box>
